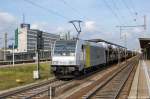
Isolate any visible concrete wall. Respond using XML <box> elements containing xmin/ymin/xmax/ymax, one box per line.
<box><xmin>18</xmin><ymin>28</ymin><xmax>28</xmax><ymax>52</ymax></box>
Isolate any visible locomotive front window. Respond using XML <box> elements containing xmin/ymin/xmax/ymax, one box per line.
<box><xmin>54</xmin><ymin>40</ymin><xmax>76</xmax><ymax>56</ymax></box>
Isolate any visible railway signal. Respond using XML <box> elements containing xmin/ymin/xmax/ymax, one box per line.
<box><xmin>37</xmin><ymin>31</ymin><xmax>44</xmax><ymax>50</ymax></box>
<box><xmin>34</xmin><ymin>30</ymin><xmax>44</xmax><ymax>79</ymax></box>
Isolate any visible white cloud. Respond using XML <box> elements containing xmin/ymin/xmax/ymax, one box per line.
<box><xmin>0</xmin><ymin>12</ymin><xmax>17</xmax><ymax>33</ymax></box>
<box><xmin>80</xmin><ymin>20</ymin><xmax>103</xmax><ymax>38</ymax></box>
<box><xmin>31</xmin><ymin>20</ymin><xmax>101</xmax><ymax>38</ymax></box>
<box><xmin>84</xmin><ymin>20</ymin><xmax>97</xmax><ymax>32</ymax></box>
<box><xmin>55</xmin><ymin>26</ymin><xmax>66</xmax><ymax>32</ymax></box>
<box><xmin>0</xmin><ymin>12</ymin><xmax>15</xmax><ymax>23</ymax></box>
<box><xmin>0</xmin><ymin>12</ymin><xmax>17</xmax><ymax>47</ymax></box>
<box><xmin>31</xmin><ymin>24</ymin><xmax>39</xmax><ymax>29</ymax></box>
<box><xmin>31</xmin><ymin>22</ymin><xmax>73</xmax><ymax>36</ymax></box>
<box><xmin>31</xmin><ymin>22</ymin><xmax>48</xmax><ymax>30</ymax></box>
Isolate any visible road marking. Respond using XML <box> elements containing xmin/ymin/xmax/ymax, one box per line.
<box><xmin>142</xmin><ymin>60</ymin><xmax>150</xmax><ymax>96</ymax></box>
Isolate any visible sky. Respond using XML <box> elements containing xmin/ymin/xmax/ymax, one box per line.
<box><xmin>0</xmin><ymin>0</ymin><xmax>150</xmax><ymax>50</ymax></box>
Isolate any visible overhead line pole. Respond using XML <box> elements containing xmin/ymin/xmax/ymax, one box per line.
<box><xmin>116</xmin><ymin>15</ymin><xmax>146</xmax><ymax>63</ymax></box>
<box><xmin>116</xmin><ymin>15</ymin><xmax>147</xmax><ymax>38</ymax></box>
<box><xmin>12</xmin><ymin>43</ymin><xmax>15</xmax><ymax>67</ymax></box>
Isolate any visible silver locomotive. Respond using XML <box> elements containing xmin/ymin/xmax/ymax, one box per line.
<box><xmin>51</xmin><ymin>39</ymin><xmax>131</xmax><ymax>78</ymax></box>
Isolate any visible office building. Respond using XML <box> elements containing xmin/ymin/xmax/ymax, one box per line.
<box><xmin>15</xmin><ymin>23</ymin><xmax>60</xmax><ymax>52</ymax></box>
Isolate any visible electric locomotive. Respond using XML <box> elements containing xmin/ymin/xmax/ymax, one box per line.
<box><xmin>51</xmin><ymin>39</ymin><xmax>106</xmax><ymax>78</ymax></box>
<box><xmin>51</xmin><ymin>39</ymin><xmax>132</xmax><ymax>78</ymax></box>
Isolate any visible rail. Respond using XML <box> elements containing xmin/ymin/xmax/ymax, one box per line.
<box><xmin>82</xmin><ymin>59</ymin><xmax>138</xmax><ymax>99</ymax></box>
<box><xmin>0</xmin><ymin>78</ymin><xmax>56</xmax><ymax>98</ymax></box>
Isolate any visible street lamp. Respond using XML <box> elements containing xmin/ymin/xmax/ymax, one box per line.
<box><xmin>9</xmin><ymin>38</ymin><xmax>15</xmax><ymax>67</ymax></box>
<box><xmin>117</xmin><ymin>48</ymin><xmax>121</xmax><ymax>66</ymax></box>
<box><xmin>12</xmin><ymin>43</ymin><xmax>15</xmax><ymax>67</ymax></box>
<box><xmin>120</xmin><ymin>32</ymin><xmax>127</xmax><ymax>63</ymax></box>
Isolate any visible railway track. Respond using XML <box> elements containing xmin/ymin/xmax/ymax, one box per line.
<box><xmin>0</xmin><ymin>64</ymin><xmax>108</xmax><ymax>99</ymax></box>
<box><xmin>0</xmin><ymin>78</ymin><xmax>71</xmax><ymax>99</ymax></box>
<box><xmin>82</xmin><ymin>58</ymin><xmax>138</xmax><ymax>99</ymax></box>
<box><xmin>0</xmin><ymin>57</ymin><xmax>139</xmax><ymax>99</ymax></box>
<box><xmin>51</xmin><ymin>57</ymin><xmax>138</xmax><ymax>99</ymax></box>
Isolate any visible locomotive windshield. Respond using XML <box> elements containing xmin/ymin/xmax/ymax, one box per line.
<box><xmin>54</xmin><ymin>40</ymin><xmax>76</xmax><ymax>56</ymax></box>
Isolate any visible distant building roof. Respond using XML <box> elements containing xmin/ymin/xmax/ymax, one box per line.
<box><xmin>139</xmin><ymin>38</ymin><xmax>150</xmax><ymax>49</ymax></box>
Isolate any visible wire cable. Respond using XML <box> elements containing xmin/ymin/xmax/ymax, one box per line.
<box><xmin>130</xmin><ymin>0</ymin><xmax>138</xmax><ymax>14</ymax></box>
<box><xmin>120</xmin><ymin>0</ymin><xmax>135</xmax><ymax>19</ymax></box>
<box><xmin>102</xmin><ymin>0</ymin><xmax>123</xmax><ymax>25</ymax></box>
<box><xmin>23</xmin><ymin>0</ymin><xmax>70</xmax><ymax>20</ymax></box>
<box><xmin>111</xmin><ymin>0</ymin><xmax>127</xmax><ymax>25</ymax></box>
<box><xmin>57</xmin><ymin>0</ymin><xmax>80</xmax><ymax>15</ymax></box>
<box><xmin>57</xmin><ymin>0</ymin><xmax>88</xmax><ymax>20</ymax></box>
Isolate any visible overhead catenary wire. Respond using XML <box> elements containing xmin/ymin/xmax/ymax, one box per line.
<box><xmin>57</xmin><ymin>0</ymin><xmax>89</xmax><ymax>21</ymax></box>
<box><xmin>24</xmin><ymin>0</ymin><xmax>104</xmax><ymax>34</ymax></box>
<box><xmin>57</xmin><ymin>0</ymin><xmax>109</xmax><ymax>29</ymax></box>
<box><xmin>102</xmin><ymin>0</ymin><xmax>124</xmax><ymax>25</ymax></box>
<box><xmin>23</xmin><ymin>0</ymin><xmax>127</xmax><ymax>38</ymax></box>
<box><xmin>23</xmin><ymin>0</ymin><xmax>70</xmax><ymax>20</ymax></box>
<box><xmin>111</xmin><ymin>0</ymin><xmax>127</xmax><ymax>25</ymax></box>
<box><xmin>120</xmin><ymin>0</ymin><xmax>135</xmax><ymax>20</ymax></box>
<box><xmin>129</xmin><ymin>0</ymin><xmax>140</xmax><ymax>21</ymax></box>
<box><xmin>58</xmin><ymin>0</ymin><xmax>79</xmax><ymax>13</ymax></box>
<box><xmin>130</xmin><ymin>0</ymin><xmax>138</xmax><ymax>14</ymax></box>
<box><xmin>59</xmin><ymin>0</ymin><xmax>127</xmax><ymax>36</ymax></box>
<box><xmin>57</xmin><ymin>0</ymin><xmax>81</xmax><ymax>17</ymax></box>
<box><xmin>57</xmin><ymin>0</ymin><xmax>104</xmax><ymax>30</ymax></box>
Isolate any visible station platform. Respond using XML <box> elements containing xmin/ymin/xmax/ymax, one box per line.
<box><xmin>128</xmin><ymin>60</ymin><xmax>150</xmax><ymax>99</ymax></box>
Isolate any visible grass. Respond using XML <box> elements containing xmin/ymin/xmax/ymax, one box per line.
<box><xmin>0</xmin><ymin>62</ymin><xmax>53</xmax><ymax>91</ymax></box>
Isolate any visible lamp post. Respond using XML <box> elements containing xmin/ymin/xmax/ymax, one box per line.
<box><xmin>12</xmin><ymin>43</ymin><xmax>15</xmax><ymax>67</ymax></box>
<box><xmin>117</xmin><ymin>48</ymin><xmax>120</xmax><ymax>66</ymax></box>
<box><xmin>124</xmin><ymin>34</ymin><xmax>127</xmax><ymax>63</ymax></box>
<box><xmin>9</xmin><ymin>38</ymin><xmax>15</xmax><ymax>67</ymax></box>
<box><xmin>120</xmin><ymin>32</ymin><xmax>127</xmax><ymax>63</ymax></box>
<box><xmin>49</xmin><ymin>40</ymin><xmax>52</xmax><ymax>61</ymax></box>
